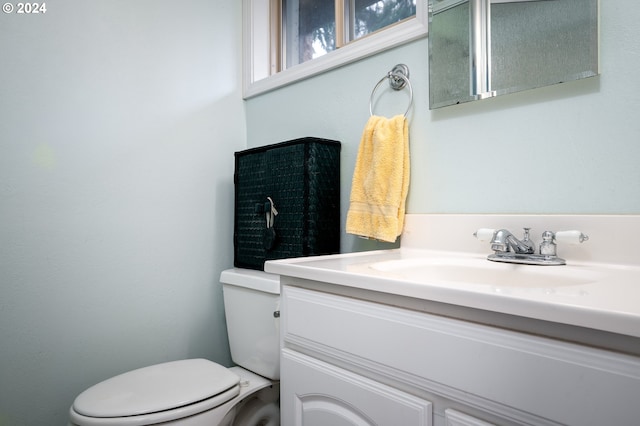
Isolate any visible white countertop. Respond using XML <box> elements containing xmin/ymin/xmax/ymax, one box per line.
<box><xmin>265</xmin><ymin>214</ymin><xmax>640</xmax><ymax>339</ymax></box>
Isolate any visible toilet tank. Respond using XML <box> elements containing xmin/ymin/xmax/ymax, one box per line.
<box><xmin>221</xmin><ymin>268</ymin><xmax>280</xmax><ymax>380</ymax></box>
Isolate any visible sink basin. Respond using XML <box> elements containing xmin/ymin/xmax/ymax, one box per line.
<box><xmin>369</xmin><ymin>256</ymin><xmax>597</xmax><ymax>288</ymax></box>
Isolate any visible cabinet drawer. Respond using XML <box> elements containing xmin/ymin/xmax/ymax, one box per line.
<box><xmin>282</xmin><ymin>286</ymin><xmax>640</xmax><ymax>426</ymax></box>
<box><xmin>281</xmin><ymin>348</ymin><xmax>432</xmax><ymax>426</ymax></box>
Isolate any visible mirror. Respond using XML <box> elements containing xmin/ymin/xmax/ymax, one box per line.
<box><xmin>429</xmin><ymin>0</ymin><xmax>599</xmax><ymax>109</ymax></box>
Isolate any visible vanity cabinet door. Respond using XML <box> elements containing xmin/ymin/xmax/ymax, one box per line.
<box><xmin>281</xmin><ymin>349</ymin><xmax>433</xmax><ymax>426</ymax></box>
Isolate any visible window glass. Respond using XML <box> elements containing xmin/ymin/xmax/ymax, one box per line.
<box><xmin>283</xmin><ymin>0</ymin><xmax>417</xmax><ymax>69</ymax></box>
<box><xmin>352</xmin><ymin>0</ymin><xmax>417</xmax><ymax>40</ymax></box>
<box><xmin>284</xmin><ymin>0</ymin><xmax>337</xmax><ymax>68</ymax></box>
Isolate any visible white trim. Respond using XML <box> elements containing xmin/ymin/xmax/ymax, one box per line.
<box><xmin>243</xmin><ymin>0</ymin><xmax>429</xmax><ymax>99</ymax></box>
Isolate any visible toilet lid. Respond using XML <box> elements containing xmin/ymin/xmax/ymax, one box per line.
<box><xmin>73</xmin><ymin>359</ymin><xmax>240</xmax><ymax>418</ymax></box>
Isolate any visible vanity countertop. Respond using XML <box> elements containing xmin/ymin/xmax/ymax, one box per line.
<box><xmin>265</xmin><ymin>214</ymin><xmax>640</xmax><ymax>340</ymax></box>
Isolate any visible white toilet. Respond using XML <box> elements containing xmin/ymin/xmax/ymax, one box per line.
<box><xmin>69</xmin><ymin>268</ymin><xmax>281</xmax><ymax>426</ymax></box>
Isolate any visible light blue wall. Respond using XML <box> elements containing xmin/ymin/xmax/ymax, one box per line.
<box><xmin>246</xmin><ymin>0</ymin><xmax>640</xmax><ymax>253</ymax></box>
<box><xmin>0</xmin><ymin>1</ymin><xmax>244</xmax><ymax>424</ymax></box>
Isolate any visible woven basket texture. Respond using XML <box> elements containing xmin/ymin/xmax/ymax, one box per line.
<box><xmin>234</xmin><ymin>138</ymin><xmax>341</xmax><ymax>270</ymax></box>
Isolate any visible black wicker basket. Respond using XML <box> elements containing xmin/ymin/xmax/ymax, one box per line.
<box><xmin>234</xmin><ymin>138</ymin><xmax>341</xmax><ymax>270</ymax></box>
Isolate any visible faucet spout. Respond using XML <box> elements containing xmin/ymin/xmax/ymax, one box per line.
<box><xmin>490</xmin><ymin>228</ymin><xmax>535</xmax><ymax>255</ymax></box>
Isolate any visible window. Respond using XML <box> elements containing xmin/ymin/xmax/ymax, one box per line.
<box><xmin>284</xmin><ymin>0</ymin><xmax>417</xmax><ymax>68</ymax></box>
<box><xmin>243</xmin><ymin>0</ymin><xmax>428</xmax><ymax>98</ymax></box>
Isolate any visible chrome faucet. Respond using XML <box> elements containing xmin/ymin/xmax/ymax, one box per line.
<box><xmin>490</xmin><ymin>228</ymin><xmax>535</xmax><ymax>255</ymax></box>
<box><xmin>474</xmin><ymin>228</ymin><xmax>589</xmax><ymax>265</ymax></box>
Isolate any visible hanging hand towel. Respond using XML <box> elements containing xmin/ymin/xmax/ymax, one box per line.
<box><xmin>346</xmin><ymin>114</ymin><xmax>410</xmax><ymax>243</ymax></box>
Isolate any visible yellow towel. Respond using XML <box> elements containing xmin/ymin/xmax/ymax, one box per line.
<box><xmin>346</xmin><ymin>114</ymin><xmax>410</xmax><ymax>243</ymax></box>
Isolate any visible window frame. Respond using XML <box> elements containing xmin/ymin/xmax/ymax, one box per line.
<box><xmin>243</xmin><ymin>0</ymin><xmax>429</xmax><ymax>99</ymax></box>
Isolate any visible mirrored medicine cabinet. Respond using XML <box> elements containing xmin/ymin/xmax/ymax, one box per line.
<box><xmin>429</xmin><ymin>0</ymin><xmax>599</xmax><ymax>109</ymax></box>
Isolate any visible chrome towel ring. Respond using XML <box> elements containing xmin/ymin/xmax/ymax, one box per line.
<box><xmin>369</xmin><ymin>64</ymin><xmax>413</xmax><ymax>118</ymax></box>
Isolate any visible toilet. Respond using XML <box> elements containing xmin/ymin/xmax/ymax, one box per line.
<box><xmin>69</xmin><ymin>268</ymin><xmax>281</xmax><ymax>426</ymax></box>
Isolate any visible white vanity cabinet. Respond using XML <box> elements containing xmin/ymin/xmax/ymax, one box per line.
<box><xmin>281</xmin><ymin>350</ymin><xmax>433</xmax><ymax>425</ymax></box>
<box><xmin>280</xmin><ymin>281</ymin><xmax>640</xmax><ymax>426</ymax></box>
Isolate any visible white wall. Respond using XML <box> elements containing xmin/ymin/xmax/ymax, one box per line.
<box><xmin>0</xmin><ymin>1</ymin><xmax>244</xmax><ymax>424</ymax></box>
<box><xmin>245</xmin><ymin>0</ymin><xmax>640</xmax><ymax>253</ymax></box>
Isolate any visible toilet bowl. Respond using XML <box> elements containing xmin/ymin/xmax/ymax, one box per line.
<box><xmin>69</xmin><ymin>269</ymin><xmax>281</xmax><ymax>426</ymax></box>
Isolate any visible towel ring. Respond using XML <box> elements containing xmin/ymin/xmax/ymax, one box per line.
<box><xmin>369</xmin><ymin>64</ymin><xmax>413</xmax><ymax>118</ymax></box>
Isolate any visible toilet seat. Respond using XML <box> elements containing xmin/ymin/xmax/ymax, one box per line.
<box><xmin>70</xmin><ymin>359</ymin><xmax>240</xmax><ymax>426</ymax></box>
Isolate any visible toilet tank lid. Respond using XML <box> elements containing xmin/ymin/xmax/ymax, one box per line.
<box><xmin>72</xmin><ymin>359</ymin><xmax>239</xmax><ymax>418</ymax></box>
<box><xmin>220</xmin><ymin>268</ymin><xmax>280</xmax><ymax>294</ymax></box>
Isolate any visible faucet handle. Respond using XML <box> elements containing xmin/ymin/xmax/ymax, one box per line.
<box><xmin>539</xmin><ymin>231</ymin><xmax>557</xmax><ymax>256</ymax></box>
<box><xmin>473</xmin><ymin>228</ymin><xmax>495</xmax><ymax>241</ymax></box>
<box><xmin>554</xmin><ymin>230</ymin><xmax>589</xmax><ymax>244</ymax></box>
